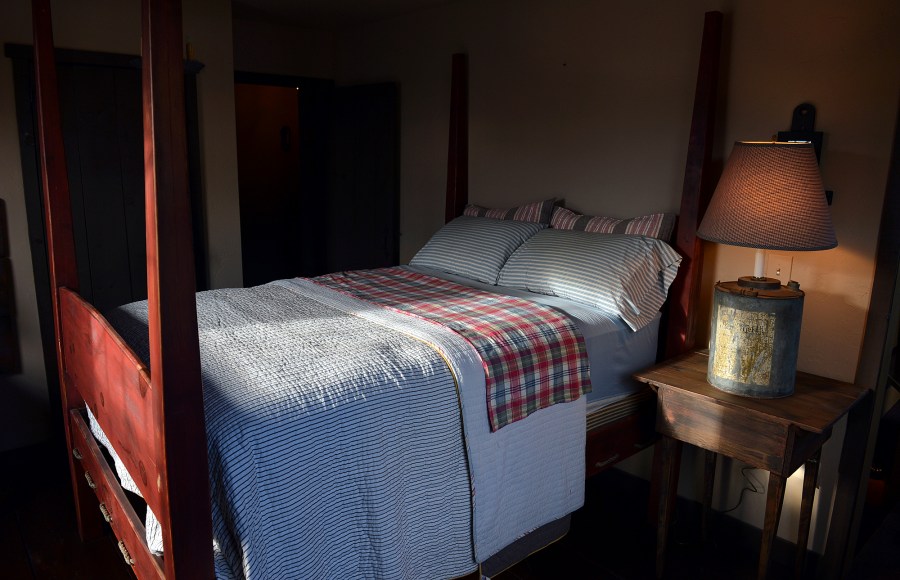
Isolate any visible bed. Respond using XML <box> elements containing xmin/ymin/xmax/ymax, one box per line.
<box><xmin>30</xmin><ymin>0</ymin><xmax>723</xmax><ymax>577</ymax></box>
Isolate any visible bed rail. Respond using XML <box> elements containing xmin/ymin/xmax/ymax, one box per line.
<box><xmin>664</xmin><ymin>10</ymin><xmax>722</xmax><ymax>358</ymax></box>
<box><xmin>70</xmin><ymin>408</ymin><xmax>165</xmax><ymax>578</ymax></box>
<box><xmin>445</xmin><ymin>53</ymin><xmax>468</xmax><ymax>223</ymax></box>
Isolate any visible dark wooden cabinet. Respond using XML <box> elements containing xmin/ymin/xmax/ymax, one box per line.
<box><xmin>7</xmin><ymin>44</ymin><xmax>207</xmax><ymax>311</ymax></box>
<box><xmin>6</xmin><ymin>43</ymin><xmax>204</xmax><ymax>444</ymax></box>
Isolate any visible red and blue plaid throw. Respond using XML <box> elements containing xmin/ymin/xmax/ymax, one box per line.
<box><xmin>313</xmin><ymin>267</ymin><xmax>591</xmax><ymax>431</ymax></box>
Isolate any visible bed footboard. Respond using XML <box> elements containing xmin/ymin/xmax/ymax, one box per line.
<box><xmin>60</xmin><ymin>289</ymin><xmax>161</xmax><ymax>507</ymax></box>
<box><xmin>59</xmin><ymin>288</ymin><xmax>165</xmax><ymax>577</ymax></box>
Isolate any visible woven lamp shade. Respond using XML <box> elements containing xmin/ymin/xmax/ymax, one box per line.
<box><xmin>698</xmin><ymin>141</ymin><xmax>837</xmax><ymax>251</ymax></box>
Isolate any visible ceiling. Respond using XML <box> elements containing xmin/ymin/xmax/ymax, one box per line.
<box><xmin>231</xmin><ymin>0</ymin><xmax>455</xmax><ymax>29</ymax></box>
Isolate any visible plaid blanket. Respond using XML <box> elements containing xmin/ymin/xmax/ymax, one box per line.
<box><xmin>313</xmin><ymin>267</ymin><xmax>591</xmax><ymax>431</ymax></box>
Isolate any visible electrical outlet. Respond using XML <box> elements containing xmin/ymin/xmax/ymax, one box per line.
<box><xmin>765</xmin><ymin>252</ymin><xmax>793</xmax><ymax>283</ymax></box>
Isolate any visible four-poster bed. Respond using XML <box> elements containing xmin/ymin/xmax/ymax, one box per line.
<box><xmin>31</xmin><ymin>0</ymin><xmax>721</xmax><ymax>576</ymax></box>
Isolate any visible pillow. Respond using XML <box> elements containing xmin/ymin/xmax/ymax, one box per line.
<box><xmin>463</xmin><ymin>198</ymin><xmax>555</xmax><ymax>224</ymax></box>
<box><xmin>497</xmin><ymin>229</ymin><xmax>682</xmax><ymax>331</ymax></box>
<box><xmin>550</xmin><ymin>206</ymin><xmax>676</xmax><ymax>242</ymax></box>
<box><xmin>410</xmin><ymin>216</ymin><xmax>546</xmax><ymax>284</ymax></box>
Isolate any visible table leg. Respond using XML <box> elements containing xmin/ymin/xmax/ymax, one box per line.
<box><xmin>702</xmin><ymin>450</ymin><xmax>717</xmax><ymax>544</ymax></box>
<box><xmin>795</xmin><ymin>449</ymin><xmax>821</xmax><ymax>578</ymax></box>
<box><xmin>759</xmin><ymin>471</ymin><xmax>787</xmax><ymax>580</ymax></box>
<box><xmin>822</xmin><ymin>390</ymin><xmax>875</xmax><ymax>579</ymax></box>
<box><xmin>657</xmin><ymin>436</ymin><xmax>683</xmax><ymax>580</ymax></box>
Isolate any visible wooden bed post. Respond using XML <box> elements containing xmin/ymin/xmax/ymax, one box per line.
<box><xmin>649</xmin><ymin>9</ymin><xmax>724</xmax><ymax>528</ymax></box>
<box><xmin>445</xmin><ymin>53</ymin><xmax>468</xmax><ymax>222</ymax></box>
<box><xmin>141</xmin><ymin>0</ymin><xmax>214</xmax><ymax>577</ymax></box>
<box><xmin>31</xmin><ymin>0</ymin><xmax>107</xmax><ymax>542</ymax></box>
<box><xmin>664</xmin><ymin>10</ymin><xmax>723</xmax><ymax>358</ymax></box>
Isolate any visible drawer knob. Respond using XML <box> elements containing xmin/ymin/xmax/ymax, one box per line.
<box><xmin>72</xmin><ymin>448</ymin><xmax>83</xmax><ymax>460</ymax></box>
<box><xmin>84</xmin><ymin>471</ymin><xmax>97</xmax><ymax>490</ymax></box>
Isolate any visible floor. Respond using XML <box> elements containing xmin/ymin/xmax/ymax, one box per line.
<box><xmin>1</xmin><ymin>441</ymin><xmax>134</xmax><ymax>579</ymax></box>
<box><xmin>0</xmin><ymin>440</ymin><xmax>887</xmax><ymax>580</ymax></box>
<box><xmin>494</xmin><ymin>473</ymin><xmax>797</xmax><ymax>580</ymax></box>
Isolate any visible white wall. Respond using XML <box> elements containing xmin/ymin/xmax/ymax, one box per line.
<box><xmin>333</xmin><ymin>0</ymin><xmax>900</xmax><ymax>552</ymax></box>
<box><xmin>337</xmin><ymin>0</ymin><xmax>720</xmax><ymax>263</ymax></box>
<box><xmin>183</xmin><ymin>0</ymin><xmax>243</xmax><ymax>291</ymax></box>
<box><xmin>0</xmin><ymin>0</ymin><xmax>241</xmax><ymax>452</ymax></box>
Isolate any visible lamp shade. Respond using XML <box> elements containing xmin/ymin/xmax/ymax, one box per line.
<box><xmin>697</xmin><ymin>141</ymin><xmax>837</xmax><ymax>251</ymax></box>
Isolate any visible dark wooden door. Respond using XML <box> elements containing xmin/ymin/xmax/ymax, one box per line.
<box><xmin>8</xmin><ymin>44</ymin><xmax>206</xmax><ymax>310</ymax></box>
<box><xmin>57</xmin><ymin>62</ymin><xmax>147</xmax><ymax>311</ymax></box>
<box><xmin>235</xmin><ymin>83</ymin><xmax>303</xmax><ymax>287</ymax></box>
<box><xmin>327</xmin><ymin>82</ymin><xmax>399</xmax><ymax>272</ymax></box>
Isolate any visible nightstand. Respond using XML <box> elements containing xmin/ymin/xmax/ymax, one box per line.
<box><xmin>635</xmin><ymin>350</ymin><xmax>868</xmax><ymax>580</ymax></box>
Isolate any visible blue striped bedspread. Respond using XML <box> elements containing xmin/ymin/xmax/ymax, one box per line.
<box><xmin>94</xmin><ymin>276</ymin><xmax>587</xmax><ymax>579</ymax></box>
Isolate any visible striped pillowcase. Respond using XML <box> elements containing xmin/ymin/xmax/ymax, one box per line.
<box><xmin>497</xmin><ymin>229</ymin><xmax>682</xmax><ymax>331</ymax></box>
<box><xmin>463</xmin><ymin>199</ymin><xmax>555</xmax><ymax>224</ymax></box>
<box><xmin>550</xmin><ymin>207</ymin><xmax>676</xmax><ymax>242</ymax></box>
<box><xmin>410</xmin><ymin>216</ymin><xmax>546</xmax><ymax>284</ymax></box>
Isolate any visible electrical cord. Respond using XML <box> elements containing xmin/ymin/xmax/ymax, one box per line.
<box><xmin>721</xmin><ymin>466</ymin><xmax>764</xmax><ymax>514</ymax></box>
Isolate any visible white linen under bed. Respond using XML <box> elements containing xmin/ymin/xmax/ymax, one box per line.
<box><xmin>88</xmin><ymin>266</ymin><xmax>656</xmax><ymax>579</ymax></box>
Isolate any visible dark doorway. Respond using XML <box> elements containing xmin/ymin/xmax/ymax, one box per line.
<box><xmin>235</xmin><ymin>83</ymin><xmax>304</xmax><ymax>287</ymax></box>
<box><xmin>233</xmin><ymin>72</ymin><xmax>399</xmax><ymax>285</ymax></box>
<box><xmin>328</xmin><ymin>83</ymin><xmax>400</xmax><ymax>272</ymax></box>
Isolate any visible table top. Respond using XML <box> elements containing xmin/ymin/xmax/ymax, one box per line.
<box><xmin>634</xmin><ymin>350</ymin><xmax>869</xmax><ymax>434</ymax></box>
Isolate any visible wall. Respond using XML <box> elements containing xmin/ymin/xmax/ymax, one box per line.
<box><xmin>0</xmin><ymin>0</ymin><xmax>241</xmax><ymax>452</ymax></box>
<box><xmin>337</xmin><ymin>0</ymin><xmax>721</xmax><ymax>263</ymax></box>
<box><xmin>183</xmin><ymin>0</ymin><xmax>243</xmax><ymax>291</ymax></box>
<box><xmin>334</xmin><ymin>0</ymin><xmax>900</xmax><ymax>552</ymax></box>
<box><xmin>232</xmin><ymin>17</ymin><xmax>335</xmax><ymax>79</ymax></box>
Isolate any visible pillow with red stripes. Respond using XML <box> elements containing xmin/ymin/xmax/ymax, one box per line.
<box><xmin>463</xmin><ymin>199</ymin><xmax>555</xmax><ymax>224</ymax></box>
<box><xmin>550</xmin><ymin>206</ymin><xmax>675</xmax><ymax>242</ymax></box>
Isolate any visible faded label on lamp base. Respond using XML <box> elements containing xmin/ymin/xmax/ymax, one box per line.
<box><xmin>712</xmin><ymin>306</ymin><xmax>776</xmax><ymax>386</ymax></box>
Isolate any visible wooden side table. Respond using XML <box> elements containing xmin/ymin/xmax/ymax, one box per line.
<box><xmin>635</xmin><ymin>350</ymin><xmax>868</xmax><ymax>580</ymax></box>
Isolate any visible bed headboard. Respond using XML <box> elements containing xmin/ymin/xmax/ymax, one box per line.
<box><xmin>443</xmin><ymin>12</ymin><xmax>723</xmax><ymax>359</ymax></box>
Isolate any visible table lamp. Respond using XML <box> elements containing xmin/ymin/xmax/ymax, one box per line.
<box><xmin>697</xmin><ymin>141</ymin><xmax>837</xmax><ymax>397</ymax></box>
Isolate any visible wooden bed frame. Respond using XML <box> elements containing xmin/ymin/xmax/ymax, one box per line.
<box><xmin>31</xmin><ymin>0</ymin><xmax>721</xmax><ymax>576</ymax></box>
